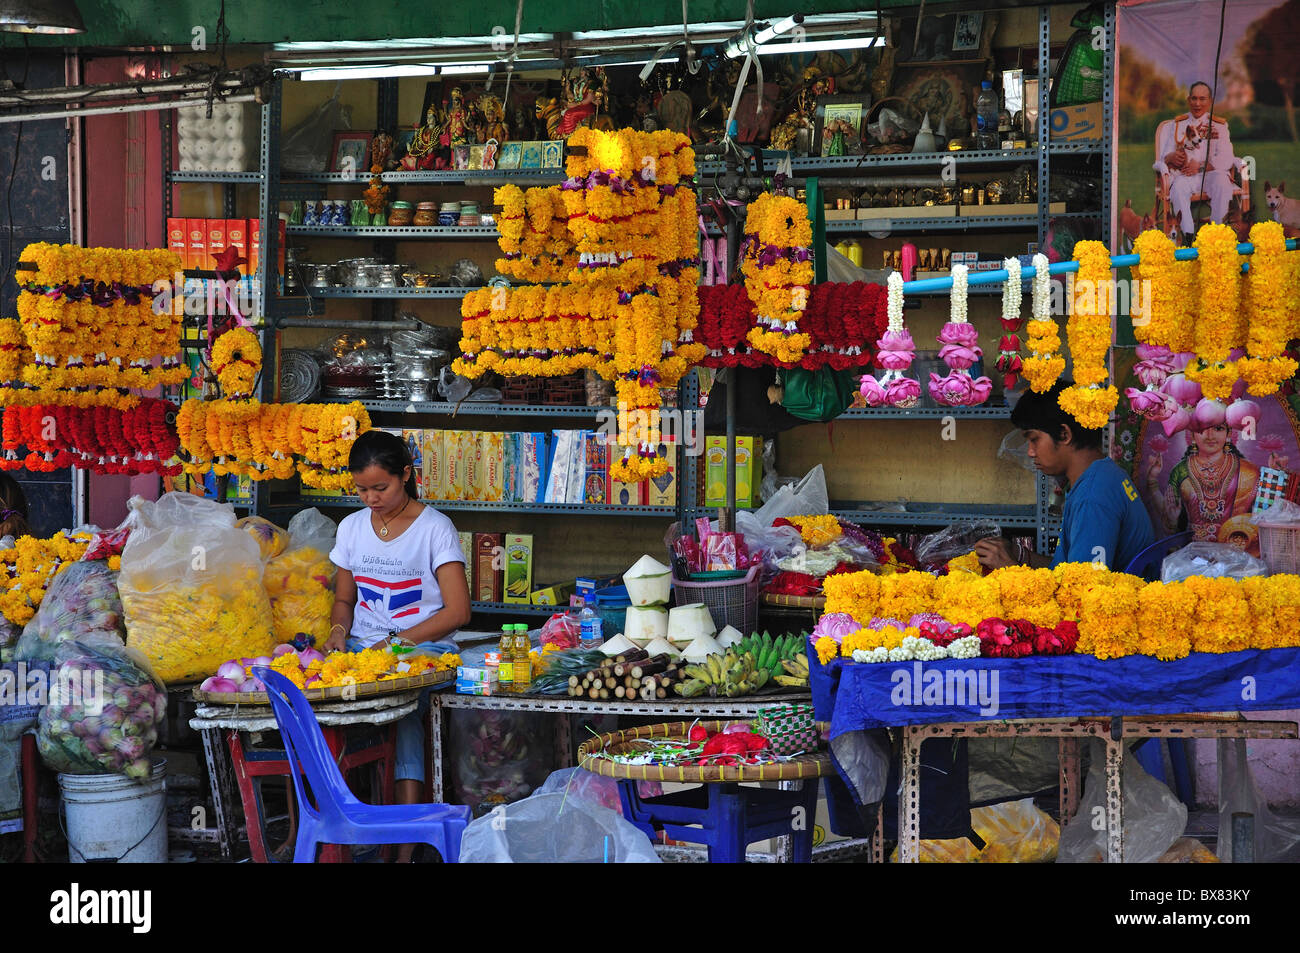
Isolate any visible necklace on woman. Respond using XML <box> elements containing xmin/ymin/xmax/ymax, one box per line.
<box><xmin>378</xmin><ymin>496</ymin><xmax>412</xmax><ymax>538</ymax></box>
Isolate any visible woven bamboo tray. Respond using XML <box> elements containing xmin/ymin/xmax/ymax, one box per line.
<box><xmin>761</xmin><ymin>593</ymin><xmax>826</xmax><ymax>610</ymax></box>
<box><xmin>578</xmin><ymin>719</ymin><xmax>830</xmax><ymax>783</ymax></box>
<box><xmin>191</xmin><ymin>669</ymin><xmax>454</xmax><ymax>706</ymax></box>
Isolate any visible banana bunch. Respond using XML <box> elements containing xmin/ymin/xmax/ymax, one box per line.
<box><xmin>737</xmin><ymin>631</ymin><xmax>809</xmax><ymax>686</ymax></box>
<box><xmin>675</xmin><ymin>647</ymin><xmax>771</xmax><ymax>698</ymax></box>
<box><xmin>506</xmin><ymin>578</ymin><xmax>529</xmax><ymax>597</ymax></box>
<box><xmin>774</xmin><ymin>652</ymin><xmax>809</xmax><ymax>689</ymax></box>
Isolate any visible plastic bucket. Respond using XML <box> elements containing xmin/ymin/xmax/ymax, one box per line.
<box><xmin>59</xmin><ymin>758</ymin><xmax>167</xmax><ymax>863</ymax></box>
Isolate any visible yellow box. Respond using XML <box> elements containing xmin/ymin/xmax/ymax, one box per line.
<box><xmin>503</xmin><ymin>533</ymin><xmax>533</xmax><ymax>603</ymax></box>
<box><xmin>459</xmin><ymin>531</ymin><xmax>473</xmax><ymax>595</ymax></box>
<box><xmin>463</xmin><ymin>431</ymin><xmax>483</xmax><ymax>502</ymax></box>
<box><xmin>480</xmin><ymin>431</ymin><xmax>504</xmax><ymax>502</ymax></box>
<box><xmin>445</xmin><ymin>431</ymin><xmax>466</xmax><ymax>501</ymax></box>
<box><xmin>423</xmin><ymin>429</ymin><xmax>445</xmax><ymax>501</ymax></box>
<box><xmin>530</xmin><ymin>581</ymin><xmax>574</xmax><ymax>605</ymax></box>
<box><xmin>705</xmin><ymin>435</ymin><xmax>762</xmax><ymax>508</ymax></box>
<box><xmin>645</xmin><ymin>435</ymin><xmax>678</xmax><ymax>507</ymax></box>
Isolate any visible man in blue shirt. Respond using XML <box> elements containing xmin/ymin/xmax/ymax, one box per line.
<box><xmin>976</xmin><ymin>381</ymin><xmax>1156</xmax><ymax>571</ymax></box>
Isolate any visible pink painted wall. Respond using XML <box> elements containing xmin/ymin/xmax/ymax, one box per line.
<box><xmin>1194</xmin><ymin>709</ymin><xmax>1300</xmax><ymax>808</ymax></box>
<box><xmin>83</xmin><ymin>56</ymin><xmax>165</xmax><ymax>530</ymax></box>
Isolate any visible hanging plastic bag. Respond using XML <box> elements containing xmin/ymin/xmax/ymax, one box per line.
<box><xmin>1216</xmin><ymin>737</ymin><xmax>1300</xmax><ymax>863</ymax></box>
<box><xmin>1057</xmin><ymin>742</ymin><xmax>1187</xmax><ymax>863</ymax></box>
<box><xmin>15</xmin><ymin>561</ymin><xmax>125</xmax><ymax>664</ymax></box>
<box><xmin>119</xmin><ymin>492</ymin><xmax>275</xmax><ymax>685</ymax></box>
<box><xmin>281</xmin><ymin>86</ymin><xmax>352</xmax><ymax>174</ymax></box>
<box><xmin>752</xmin><ymin>464</ymin><xmax>830</xmax><ymax>527</ymax></box>
<box><xmin>997</xmin><ymin>430</ymin><xmax>1036</xmax><ymax>473</ymax></box>
<box><xmin>1160</xmin><ymin>542</ymin><xmax>1268</xmax><ymax>583</ymax></box>
<box><xmin>36</xmin><ymin>639</ymin><xmax>166</xmax><ymax>780</ymax></box>
<box><xmin>458</xmin><ymin>792</ymin><xmax>661</xmax><ymax>863</ymax></box>
<box><xmin>263</xmin><ymin>509</ymin><xmax>337</xmax><ymax>648</ymax></box>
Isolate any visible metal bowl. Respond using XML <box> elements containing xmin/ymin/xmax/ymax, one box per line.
<box><xmin>302</xmin><ymin>263</ymin><xmax>336</xmax><ymax>289</ymax></box>
<box><xmin>335</xmin><ymin>257</ymin><xmax>381</xmax><ymax>286</ymax></box>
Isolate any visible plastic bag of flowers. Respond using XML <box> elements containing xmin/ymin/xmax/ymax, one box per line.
<box><xmin>263</xmin><ymin>508</ymin><xmax>336</xmax><ymax>647</ymax></box>
<box><xmin>15</xmin><ymin>561</ymin><xmax>124</xmax><ymax>664</ymax></box>
<box><xmin>36</xmin><ymin>638</ymin><xmax>165</xmax><ymax>780</ymax></box>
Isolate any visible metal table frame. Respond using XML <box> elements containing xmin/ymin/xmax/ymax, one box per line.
<box><xmin>897</xmin><ymin>715</ymin><xmax>1299</xmax><ymax>863</ymax></box>
<box><xmin>430</xmin><ymin>691</ymin><xmax>870</xmax><ymax>862</ymax></box>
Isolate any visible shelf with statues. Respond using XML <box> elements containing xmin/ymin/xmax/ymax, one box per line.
<box><xmin>280</xmin><ymin>168</ymin><xmax>567</xmax><ymax>185</ymax></box>
<box><xmin>285</xmin><ymin>224</ymin><xmax>501</xmax><ymax>239</ymax></box>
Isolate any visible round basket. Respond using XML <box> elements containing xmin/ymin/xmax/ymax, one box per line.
<box><xmin>671</xmin><ymin>564</ymin><xmax>760</xmax><ymax>636</ymax></box>
<box><xmin>279</xmin><ymin>349</ymin><xmax>322</xmax><ymax>403</ymax></box>
<box><xmin>1257</xmin><ymin>522</ymin><xmax>1300</xmax><ymax>575</ymax></box>
<box><xmin>577</xmin><ymin>719</ymin><xmax>830</xmax><ymax>783</ymax></box>
<box><xmin>191</xmin><ymin>668</ymin><xmax>453</xmax><ymax>706</ymax></box>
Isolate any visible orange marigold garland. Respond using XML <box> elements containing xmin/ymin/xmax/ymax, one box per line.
<box><xmin>741</xmin><ymin>193</ymin><xmax>813</xmax><ymax>365</ymax></box>
<box><xmin>1058</xmin><ymin>241</ymin><xmax>1119</xmax><ymax>429</ymax></box>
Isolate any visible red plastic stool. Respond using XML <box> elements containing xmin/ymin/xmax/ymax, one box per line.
<box><xmin>226</xmin><ymin>723</ymin><xmax>396</xmax><ymax>863</ymax></box>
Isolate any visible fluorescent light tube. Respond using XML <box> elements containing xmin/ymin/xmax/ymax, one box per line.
<box><xmin>295</xmin><ymin>63</ymin><xmax>440</xmax><ymax>81</ymax></box>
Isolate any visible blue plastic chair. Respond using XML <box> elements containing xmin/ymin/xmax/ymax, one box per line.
<box><xmin>253</xmin><ymin>667</ymin><xmax>470</xmax><ymax>863</ymax></box>
<box><xmin>1123</xmin><ymin>530</ymin><xmax>1193</xmax><ymax>582</ymax></box>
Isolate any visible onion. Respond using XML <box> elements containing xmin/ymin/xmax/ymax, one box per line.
<box><xmin>1226</xmin><ymin>399</ymin><xmax>1260</xmax><ymax>431</ymax></box>
<box><xmin>272</xmin><ymin>643</ymin><xmax>297</xmax><ymax>658</ymax></box>
<box><xmin>200</xmin><ymin>676</ymin><xmax>240</xmax><ymax>693</ymax></box>
<box><xmin>1192</xmin><ymin>397</ymin><xmax>1227</xmax><ymax>431</ymax></box>
<box><xmin>298</xmin><ymin>647</ymin><xmax>326</xmax><ymax>666</ymax></box>
<box><xmin>216</xmin><ymin>660</ymin><xmax>246</xmax><ymax>682</ymax></box>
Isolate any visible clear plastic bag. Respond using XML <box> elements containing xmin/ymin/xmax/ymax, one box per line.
<box><xmin>539</xmin><ymin>612</ymin><xmax>579</xmax><ymax>650</ymax></box>
<box><xmin>1160</xmin><ymin>542</ymin><xmax>1269</xmax><ymax>583</ymax></box>
<box><xmin>533</xmin><ymin>766</ymin><xmax>663</xmax><ymax>816</ymax></box>
<box><xmin>914</xmin><ymin>520</ymin><xmax>1001</xmax><ymax>568</ymax></box>
<box><xmin>752</xmin><ymin>464</ymin><xmax>829</xmax><ymax>527</ymax></box>
<box><xmin>281</xmin><ymin>87</ymin><xmax>352</xmax><ymax>174</ymax></box>
<box><xmin>236</xmin><ymin>516</ymin><xmax>289</xmax><ymax>561</ymax></box>
<box><xmin>0</xmin><ymin>618</ymin><xmax>19</xmax><ymax>663</ymax></box>
<box><xmin>119</xmin><ymin>492</ymin><xmax>275</xmax><ymax>684</ymax></box>
<box><xmin>458</xmin><ymin>792</ymin><xmax>661</xmax><ymax>863</ymax></box>
<box><xmin>264</xmin><ymin>509</ymin><xmax>336</xmax><ymax>648</ymax></box>
<box><xmin>997</xmin><ymin>430</ymin><xmax>1036</xmax><ymax>472</ymax></box>
<box><xmin>757</xmin><ymin>438</ymin><xmax>782</xmax><ymax>503</ymax></box>
<box><xmin>974</xmin><ymin>798</ymin><xmax>1061</xmax><ymax>863</ymax></box>
<box><xmin>15</xmin><ymin>561</ymin><xmax>125</xmax><ymax>664</ymax></box>
<box><xmin>1057</xmin><ymin>742</ymin><xmax>1187</xmax><ymax>863</ymax></box>
<box><xmin>1216</xmin><ymin>737</ymin><xmax>1300</xmax><ymax>863</ymax></box>
<box><xmin>36</xmin><ymin>639</ymin><xmax>166</xmax><ymax>779</ymax></box>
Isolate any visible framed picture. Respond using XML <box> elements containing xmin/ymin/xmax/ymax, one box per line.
<box><xmin>498</xmin><ymin>141</ymin><xmax>523</xmax><ymax>170</ymax></box>
<box><xmin>452</xmin><ymin>144</ymin><xmax>471</xmax><ymax>171</ymax></box>
<box><xmin>468</xmin><ymin>144</ymin><xmax>486</xmax><ymax>170</ymax></box>
<box><xmin>541</xmin><ymin>140</ymin><xmax>564</xmax><ymax>169</ymax></box>
<box><xmin>520</xmin><ymin>141</ymin><xmax>543</xmax><ymax>169</ymax></box>
<box><xmin>393</xmin><ymin>129</ymin><xmax>416</xmax><ymax>163</ymax></box>
<box><xmin>813</xmin><ymin>95</ymin><xmax>870</xmax><ymax>157</ymax></box>
<box><xmin>890</xmin><ymin>60</ymin><xmax>986</xmax><ymax>140</ymax></box>
<box><xmin>952</xmin><ymin>12</ymin><xmax>984</xmax><ymax>53</ymax></box>
<box><xmin>329</xmin><ymin>131</ymin><xmax>372</xmax><ymax>175</ymax></box>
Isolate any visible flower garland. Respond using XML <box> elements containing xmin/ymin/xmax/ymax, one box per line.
<box><xmin>1022</xmin><ymin>253</ymin><xmax>1064</xmax><ymax>392</ymax></box>
<box><xmin>16</xmin><ymin>243</ymin><xmax>185</xmax><ymax>405</ymax></box>
<box><xmin>0</xmin><ymin>402</ymin><xmax>180</xmax><ymax>476</ymax></box>
<box><xmin>0</xmin><ymin>531</ymin><xmax>91</xmax><ymax>626</ymax></box>
<box><xmin>1058</xmin><ymin>241</ymin><xmax>1119</xmax><ymax>430</ymax></box>
<box><xmin>859</xmin><ymin>272</ymin><xmax>920</xmax><ymax>408</ymax></box>
<box><xmin>1185</xmin><ymin>224</ymin><xmax>1243</xmax><ymax>401</ymax></box>
<box><xmin>929</xmin><ymin>264</ymin><xmax>993</xmax><ymax>406</ymax></box>
<box><xmin>207</xmin><ymin>326</ymin><xmax>262</xmax><ymax>423</ymax></box>
<box><xmin>1237</xmin><ymin>221</ymin><xmax>1298</xmax><ymax>396</ymax></box>
<box><xmin>821</xmin><ymin>562</ymin><xmax>1300</xmax><ymax>661</ymax></box>
<box><xmin>994</xmin><ymin>257</ymin><xmax>1024</xmax><ymax>389</ymax></box>
<box><xmin>741</xmin><ymin>193</ymin><xmax>813</xmax><ymax>364</ymax></box>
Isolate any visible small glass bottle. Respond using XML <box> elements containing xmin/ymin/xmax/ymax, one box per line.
<box><xmin>511</xmin><ymin>624</ymin><xmax>532</xmax><ymax>694</ymax></box>
<box><xmin>497</xmin><ymin>625</ymin><xmax>515</xmax><ymax>694</ymax></box>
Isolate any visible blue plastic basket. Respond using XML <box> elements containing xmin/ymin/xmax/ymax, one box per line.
<box><xmin>591</xmin><ymin>585</ymin><xmax>633</xmax><ymax>640</ymax></box>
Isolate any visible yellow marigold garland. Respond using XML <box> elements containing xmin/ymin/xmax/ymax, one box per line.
<box><xmin>1057</xmin><ymin>243</ymin><xmax>1119</xmax><ymax>429</ymax></box>
<box><xmin>1185</xmin><ymin>223</ymin><xmax>1243</xmax><ymax>400</ymax></box>
<box><xmin>741</xmin><ymin>193</ymin><xmax>813</xmax><ymax>365</ymax></box>
<box><xmin>1238</xmin><ymin>221</ymin><xmax>1298</xmax><ymax>396</ymax></box>
<box><xmin>1023</xmin><ymin>252</ymin><xmax>1065</xmax><ymax>392</ymax></box>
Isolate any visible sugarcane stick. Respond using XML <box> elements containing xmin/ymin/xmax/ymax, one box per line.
<box><xmin>613</xmin><ymin>649</ymin><xmax>649</xmax><ymax>667</ymax></box>
<box><xmin>631</xmin><ymin>660</ymin><xmax>668</xmax><ymax>679</ymax></box>
<box><xmin>599</xmin><ymin>688</ymin><xmax>610</xmax><ymax>700</ymax></box>
<box><xmin>614</xmin><ymin>685</ymin><xmax>625</xmax><ymax>698</ymax></box>
<box><xmin>640</xmin><ymin>685</ymin><xmax>656</xmax><ymax>701</ymax></box>
<box><xmin>568</xmin><ymin>675</ymin><xmax>580</xmax><ymax>688</ymax></box>
<box><xmin>656</xmin><ymin>687</ymin><xmax>667</xmax><ymax>698</ymax></box>
<box><xmin>588</xmin><ymin>687</ymin><xmax>600</xmax><ymax>699</ymax></box>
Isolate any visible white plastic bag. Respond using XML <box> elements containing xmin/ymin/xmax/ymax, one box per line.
<box><xmin>1160</xmin><ymin>542</ymin><xmax>1268</xmax><ymax>583</ymax></box>
<box><xmin>1057</xmin><ymin>743</ymin><xmax>1187</xmax><ymax>863</ymax></box>
<box><xmin>998</xmin><ymin>430</ymin><xmax>1036</xmax><ymax>472</ymax></box>
<box><xmin>1216</xmin><ymin>738</ymin><xmax>1300</xmax><ymax>863</ymax></box>
<box><xmin>281</xmin><ymin>87</ymin><xmax>352</xmax><ymax>174</ymax></box>
<box><xmin>458</xmin><ymin>792</ymin><xmax>662</xmax><ymax>863</ymax></box>
<box><xmin>752</xmin><ymin>464</ymin><xmax>829</xmax><ymax>527</ymax></box>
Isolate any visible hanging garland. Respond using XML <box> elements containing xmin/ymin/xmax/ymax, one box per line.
<box><xmin>1237</xmin><ymin>221</ymin><xmax>1298</xmax><ymax>396</ymax></box>
<box><xmin>1022</xmin><ymin>253</ymin><xmax>1064</xmax><ymax>393</ymax></box>
<box><xmin>1057</xmin><ymin>241</ymin><xmax>1119</xmax><ymax>430</ymax></box>
<box><xmin>741</xmin><ymin>193</ymin><xmax>813</xmax><ymax>364</ymax></box>
<box><xmin>1184</xmin><ymin>223</ymin><xmax>1243</xmax><ymax>402</ymax></box>
<box><xmin>994</xmin><ymin>257</ymin><xmax>1024</xmax><ymax>389</ymax></box>
<box><xmin>859</xmin><ymin>272</ymin><xmax>920</xmax><ymax>408</ymax></box>
<box><xmin>929</xmin><ymin>264</ymin><xmax>993</xmax><ymax>407</ymax></box>
<box><xmin>0</xmin><ymin>400</ymin><xmax>180</xmax><ymax>476</ymax></box>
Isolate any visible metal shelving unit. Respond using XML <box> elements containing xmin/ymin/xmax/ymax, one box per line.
<box><xmin>470</xmin><ymin>601</ymin><xmax>562</xmax><ymax>616</ymax></box>
<box><xmin>293</xmin><ymin>496</ymin><xmax>679</xmax><ymax>517</ymax></box>
<box><xmin>829</xmin><ymin>503</ymin><xmax>1040</xmax><ymax>529</ymax></box>
<box><xmin>301</xmin><ymin>286</ymin><xmax>475</xmax><ymax>299</ymax></box>
<box><xmin>284</xmin><ymin>169</ymin><xmax>566</xmax><ymax>184</ymax></box>
<box><xmin>360</xmin><ymin>400</ymin><xmax>610</xmax><ymax>417</ymax></box>
<box><xmin>286</xmin><ymin>224</ymin><xmax>500</xmax><ymax>239</ymax></box>
<box><xmin>837</xmin><ymin>405</ymin><xmax>1014</xmax><ymax>420</ymax></box>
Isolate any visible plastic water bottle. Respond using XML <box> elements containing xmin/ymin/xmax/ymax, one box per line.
<box><xmin>578</xmin><ymin>601</ymin><xmax>603</xmax><ymax>650</ymax></box>
<box><xmin>976</xmin><ymin>81</ymin><xmax>1000</xmax><ymax>151</ymax></box>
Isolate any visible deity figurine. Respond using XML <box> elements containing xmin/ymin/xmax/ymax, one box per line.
<box><xmin>370</xmin><ymin>132</ymin><xmax>394</xmax><ymax>172</ymax></box>
<box><xmin>441</xmin><ymin>87</ymin><xmax>472</xmax><ymax>149</ymax></box>
<box><xmin>475</xmin><ymin>94</ymin><xmax>509</xmax><ymax>144</ymax></box>
<box><xmin>557</xmin><ymin>66</ymin><xmax>608</xmax><ymax>137</ymax></box>
<box><xmin>402</xmin><ymin>103</ymin><xmax>443</xmax><ymax>170</ymax></box>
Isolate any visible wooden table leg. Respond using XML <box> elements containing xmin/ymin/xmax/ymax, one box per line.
<box><xmin>226</xmin><ymin>729</ymin><xmax>277</xmax><ymax>864</ymax></box>
<box><xmin>1105</xmin><ymin>721</ymin><xmax>1125</xmax><ymax>863</ymax></box>
<box><xmin>898</xmin><ymin>726</ymin><xmax>923</xmax><ymax>863</ymax></box>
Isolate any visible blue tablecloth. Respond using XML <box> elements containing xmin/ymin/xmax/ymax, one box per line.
<box><xmin>811</xmin><ymin>646</ymin><xmax>1300</xmax><ymax>735</ymax></box>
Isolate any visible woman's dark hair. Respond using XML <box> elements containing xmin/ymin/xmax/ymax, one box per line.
<box><xmin>0</xmin><ymin>473</ymin><xmax>30</xmax><ymax>538</ymax></box>
<box><xmin>1009</xmin><ymin>379</ymin><xmax>1105</xmax><ymax>450</ymax></box>
<box><xmin>348</xmin><ymin>430</ymin><xmax>417</xmax><ymax>500</ymax></box>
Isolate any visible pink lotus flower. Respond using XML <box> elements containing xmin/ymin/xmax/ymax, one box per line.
<box><xmin>884</xmin><ymin>375</ymin><xmax>921</xmax><ymax>407</ymax></box>
<box><xmin>1258</xmin><ymin>434</ymin><xmax>1286</xmax><ymax>454</ymax></box>
<box><xmin>1192</xmin><ymin>397</ymin><xmax>1228</xmax><ymax>431</ymax></box>
<box><xmin>1230</xmin><ymin>376</ymin><xmax>1247</xmax><ymax>402</ymax></box>
<box><xmin>1161</xmin><ymin>405</ymin><xmax>1193</xmax><ymax>437</ymax></box>
<box><xmin>812</xmin><ymin>612</ymin><xmax>862</xmax><ymax>643</ymax></box>
<box><xmin>874</xmin><ymin>329</ymin><xmax>916</xmax><ymax>371</ymax></box>
<box><xmin>1225</xmin><ymin>399</ymin><xmax>1261</xmax><ymax>431</ymax></box>
<box><xmin>859</xmin><ymin>374</ymin><xmax>888</xmax><ymax>406</ymax></box>
<box><xmin>929</xmin><ymin>371</ymin><xmax>992</xmax><ymax>406</ymax></box>
<box><xmin>868</xmin><ymin>617</ymin><xmax>909</xmax><ymax>631</ymax></box>
<box><xmin>1148</xmin><ymin>433</ymin><xmax>1169</xmax><ymax>453</ymax></box>
<box><xmin>1169</xmin><ymin>351</ymin><xmax>1194</xmax><ymax>372</ymax></box>
<box><xmin>1161</xmin><ymin>372</ymin><xmax>1202</xmax><ymax>407</ymax></box>
<box><xmin>1125</xmin><ymin>387</ymin><xmax>1174</xmax><ymax>420</ymax></box>
<box><xmin>936</xmin><ymin>321</ymin><xmax>982</xmax><ymax>370</ymax></box>
<box><xmin>1135</xmin><ymin>343</ymin><xmax>1172</xmax><ymax>362</ymax></box>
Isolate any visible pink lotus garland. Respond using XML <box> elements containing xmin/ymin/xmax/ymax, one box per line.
<box><xmin>929</xmin><ymin>264</ymin><xmax>993</xmax><ymax>406</ymax></box>
<box><xmin>1127</xmin><ymin>347</ymin><xmax>1255</xmax><ymax>437</ymax></box>
<box><xmin>861</xmin><ymin>272</ymin><xmax>921</xmax><ymax>408</ymax></box>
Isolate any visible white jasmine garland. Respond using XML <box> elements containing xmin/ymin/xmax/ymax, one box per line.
<box><xmin>1031</xmin><ymin>252</ymin><xmax>1051</xmax><ymax>323</ymax></box>
<box><xmin>947</xmin><ymin>635</ymin><xmax>981</xmax><ymax>659</ymax></box>
<box><xmin>1002</xmin><ymin>257</ymin><xmax>1022</xmax><ymax>323</ymax></box>
<box><xmin>852</xmin><ymin>647</ymin><xmax>891</xmax><ymax>664</ymax></box>
<box><xmin>886</xmin><ymin>271</ymin><xmax>905</xmax><ymax>333</ymax></box>
<box><xmin>887</xmin><ymin>646</ymin><xmax>913</xmax><ymax>662</ymax></box>
<box><xmin>949</xmin><ymin>264</ymin><xmax>969</xmax><ymax>324</ymax></box>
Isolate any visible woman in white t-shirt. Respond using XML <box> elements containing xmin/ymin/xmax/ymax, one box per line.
<box><xmin>327</xmin><ymin>430</ymin><xmax>470</xmax><ymax>857</ymax></box>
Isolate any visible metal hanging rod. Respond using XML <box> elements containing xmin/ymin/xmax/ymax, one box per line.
<box><xmin>903</xmin><ymin>238</ymin><xmax>1300</xmax><ymax>294</ymax></box>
